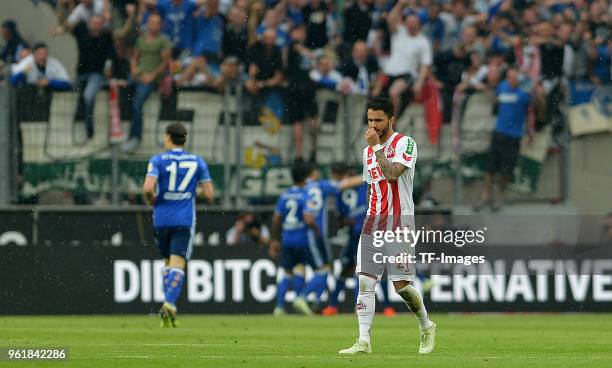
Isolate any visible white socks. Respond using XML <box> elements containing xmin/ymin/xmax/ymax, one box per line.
<box><xmin>356</xmin><ymin>275</ymin><xmax>377</xmax><ymax>344</ymax></box>
<box><xmin>396</xmin><ymin>283</ymin><xmax>433</xmax><ymax>330</ymax></box>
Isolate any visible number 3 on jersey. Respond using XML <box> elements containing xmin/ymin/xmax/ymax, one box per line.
<box><xmin>166</xmin><ymin>161</ymin><xmax>198</xmax><ymax>192</ymax></box>
<box><xmin>307</xmin><ymin>187</ymin><xmax>323</xmax><ymax>211</ymax></box>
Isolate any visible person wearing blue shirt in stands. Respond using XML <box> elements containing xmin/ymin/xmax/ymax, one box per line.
<box><xmin>269</xmin><ymin>163</ymin><xmax>317</xmax><ymax>315</ymax></box>
<box><xmin>142</xmin><ymin>122</ymin><xmax>215</xmax><ymax>327</ymax></box>
<box><xmin>476</xmin><ymin>67</ymin><xmax>531</xmax><ymax>211</ymax></box>
<box><xmin>156</xmin><ymin>0</ymin><xmax>198</xmax><ymax>55</ymax></box>
<box><xmin>192</xmin><ymin>0</ymin><xmax>225</xmax><ymax>64</ymax></box>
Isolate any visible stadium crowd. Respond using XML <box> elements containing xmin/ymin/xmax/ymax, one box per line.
<box><xmin>0</xmin><ymin>0</ymin><xmax>610</xmax><ymax>159</ymax></box>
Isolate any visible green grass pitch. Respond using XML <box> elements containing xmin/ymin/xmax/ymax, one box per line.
<box><xmin>2</xmin><ymin>314</ymin><xmax>612</xmax><ymax>367</ymax></box>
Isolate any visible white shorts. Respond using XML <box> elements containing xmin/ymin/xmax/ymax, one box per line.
<box><xmin>355</xmin><ymin>232</ymin><xmax>415</xmax><ymax>282</ymax></box>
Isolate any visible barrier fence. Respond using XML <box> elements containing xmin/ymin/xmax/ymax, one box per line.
<box><xmin>0</xmin><ymin>83</ymin><xmax>570</xmax><ymax>207</ymax></box>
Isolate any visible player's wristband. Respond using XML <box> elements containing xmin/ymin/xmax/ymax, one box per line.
<box><xmin>372</xmin><ymin>144</ymin><xmax>383</xmax><ymax>152</ymax></box>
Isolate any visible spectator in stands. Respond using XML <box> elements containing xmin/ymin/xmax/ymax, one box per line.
<box><xmin>571</xmin><ymin>21</ymin><xmax>596</xmax><ymax>82</ymax></box>
<box><xmin>257</xmin><ymin>7</ymin><xmax>291</xmax><ymax>49</ymax></box>
<box><xmin>384</xmin><ymin>2</ymin><xmax>432</xmax><ymax>116</ymax></box>
<box><xmin>212</xmin><ymin>55</ymin><xmax>243</xmax><ymax>92</ymax></box>
<box><xmin>309</xmin><ymin>54</ymin><xmax>343</xmax><ymax>90</ymax></box>
<box><xmin>111</xmin><ymin>3</ymin><xmax>138</xmax><ymax>82</ymax></box>
<box><xmin>223</xmin><ymin>5</ymin><xmax>249</xmax><ymax>63</ymax></box>
<box><xmin>226</xmin><ymin>212</ymin><xmax>271</xmax><ymax>247</ymax></box>
<box><xmin>337</xmin><ymin>40</ymin><xmax>379</xmax><ymax>95</ymax></box>
<box><xmin>439</xmin><ymin>0</ymin><xmax>476</xmax><ymax>51</ymax></box>
<box><xmin>591</xmin><ymin>36</ymin><xmax>611</xmax><ymax>85</ymax></box>
<box><xmin>53</xmin><ymin>14</ymin><xmax>115</xmax><ymax>138</ymax></box>
<box><xmin>450</xmin><ymin>51</ymin><xmax>489</xmax><ymax>133</ymax></box>
<box><xmin>419</xmin><ymin>2</ymin><xmax>445</xmax><ymax>52</ymax></box>
<box><xmin>342</xmin><ymin>0</ymin><xmax>373</xmax><ymax>48</ymax></box>
<box><xmin>488</xmin><ymin>14</ymin><xmax>516</xmax><ymax>63</ymax></box>
<box><xmin>153</xmin><ymin>0</ymin><xmax>198</xmax><ymax>57</ymax></box>
<box><xmin>56</xmin><ymin>0</ymin><xmax>111</xmax><ymax>30</ymax></box>
<box><xmin>192</xmin><ymin>0</ymin><xmax>225</xmax><ymax>65</ymax></box>
<box><xmin>9</xmin><ymin>43</ymin><xmax>71</xmax><ymax>90</ymax></box>
<box><xmin>247</xmin><ymin>1</ymin><xmax>265</xmax><ymax>46</ymax></box>
<box><xmin>286</xmin><ymin>24</ymin><xmax>318</xmax><ymax>163</ymax></box>
<box><xmin>533</xmin><ymin>22</ymin><xmax>564</xmax><ymax>84</ymax></box>
<box><xmin>462</xmin><ymin>25</ymin><xmax>485</xmax><ymax>59</ymax></box>
<box><xmin>304</xmin><ymin>0</ymin><xmax>336</xmax><ymax>51</ymax></box>
<box><xmin>558</xmin><ymin>22</ymin><xmax>575</xmax><ymax>79</ymax></box>
<box><xmin>1</xmin><ymin>20</ymin><xmax>29</xmax><ymax>67</ymax></box>
<box><xmin>588</xmin><ymin>0</ymin><xmax>611</xmax><ymax>45</ymax></box>
<box><xmin>122</xmin><ymin>13</ymin><xmax>171</xmax><ymax>153</ymax></box>
<box><xmin>176</xmin><ymin>53</ymin><xmax>242</xmax><ymax>88</ymax></box>
<box><xmin>432</xmin><ymin>43</ymin><xmax>469</xmax><ymax>122</ymax></box>
<box><xmin>245</xmin><ymin>28</ymin><xmax>284</xmax><ymax>96</ymax></box>
<box><xmin>475</xmin><ymin>67</ymin><xmax>532</xmax><ymax>212</ymax></box>
<box><xmin>286</xmin><ymin>0</ymin><xmax>305</xmax><ymax>26</ymax></box>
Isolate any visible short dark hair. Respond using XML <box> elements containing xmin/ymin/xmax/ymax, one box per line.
<box><xmin>166</xmin><ymin>122</ymin><xmax>187</xmax><ymax>146</ymax></box>
<box><xmin>331</xmin><ymin>162</ymin><xmax>347</xmax><ymax>176</ymax></box>
<box><xmin>366</xmin><ymin>98</ymin><xmax>394</xmax><ymax>118</ymax></box>
<box><xmin>305</xmin><ymin>162</ymin><xmax>319</xmax><ymax>177</ymax></box>
<box><xmin>291</xmin><ymin>162</ymin><xmax>310</xmax><ymax>184</ymax></box>
<box><xmin>32</xmin><ymin>42</ymin><xmax>47</xmax><ymax>53</ymax></box>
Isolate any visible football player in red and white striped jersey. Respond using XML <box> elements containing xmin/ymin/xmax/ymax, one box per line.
<box><xmin>339</xmin><ymin>98</ymin><xmax>436</xmax><ymax>355</ymax></box>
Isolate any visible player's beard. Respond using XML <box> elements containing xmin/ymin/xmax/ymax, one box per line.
<box><xmin>378</xmin><ymin>121</ymin><xmax>391</xmax><ymax>139</ymax></box>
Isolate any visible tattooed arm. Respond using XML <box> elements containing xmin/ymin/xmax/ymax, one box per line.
<box><xmin>374</xmin><ymin>150</ymin><xmax>407</xmax><ymax>182</ymax></box>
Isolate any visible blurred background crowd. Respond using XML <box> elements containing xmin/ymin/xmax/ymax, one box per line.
<box><xmin>1</xmin><ymin>0</ymin><xmax>609</xmax><ymax>159</ymax></box>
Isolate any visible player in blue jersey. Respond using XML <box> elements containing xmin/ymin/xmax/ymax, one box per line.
<box><xmin>322</xmin><ymin>164</ymin><xmax>397</xmax><ymax>317</ymax></box>
<box><xmin>269</xmin><ymin>163</ymin><xmax>317</xmax><ymax>315</ymax></box>
<box><xmin>142</xmin><ymin>122</ymin><xmax>214</xmax><ymax>327</ymax></box>
<box><xmin>293</xmin><ymin>163</ymin><xmax>363</xmax><ymax>315</ymax></box>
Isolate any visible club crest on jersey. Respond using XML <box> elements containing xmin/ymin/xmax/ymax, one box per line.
<box><xmin>386</xmin><ymin>146</ymin><xmax>395</xmax><ymax>158</ymax></box>
<box><xmin>356</xmin><ymin>300</ymin><xmax>367</xmax><ymax>311</ymax></box>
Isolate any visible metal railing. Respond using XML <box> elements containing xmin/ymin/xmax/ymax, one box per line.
<box><xmin>0</xmin><ymin>83</ymin><xmax>569</xmax><ymax>208</ymax></box>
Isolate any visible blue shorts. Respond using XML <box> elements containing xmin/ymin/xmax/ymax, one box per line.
<box><xmin>154</xmin><ymin>227</ymin><xmax>193</xmax><ymax>260</ymax></box>
<box><xmin>307</xmin><ymin>231</ymin><xmax>332</xmax><ymax>269</ymax></box>
<box><xmin>339</xmin><ymin>231</ymin><xmax>360</xmax><ymax>270</ymax></box>
<box><xmin>280</xmin><ymin>246</ymin><xmax>309</xmax><ymax>271</ymax></box>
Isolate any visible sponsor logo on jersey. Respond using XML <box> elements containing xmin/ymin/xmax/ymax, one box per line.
<box><xmin>406</xmin><ymin>139</ymin><xmax>414</xmax><ymax>155</ymax></box>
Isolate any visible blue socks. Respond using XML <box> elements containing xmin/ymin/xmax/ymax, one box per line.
<box><xmin>381</xmin><ymin>279</ymin><xmax>390</xmax><ymax>308</ymax></box>
<box><xmin>164</xmin><ymin>268</ymin><xmax>185</xmax><ymax>307</ymax></box>
<box><xmin>276</xmin><ymin>277</ymin><xmax>291</xmax><ymax>308</ymax></box>
<box><xmin>329</xmin><ymin>278</ymin><xmax>345</xmax><ymax>307</ymax></box>
<box><xmin>315</xmin><ymin>272</ymin><xmax>328</xmax><ymax>300</ymax></box>
<box><xmin>276</xmin><ymin>274</ymin><xmax>307</xmax><ymax>309</ymax></box>
<box><xmin>301</xmin><ymin>271</ymin><xmax>328</xmax><ymax>302</ymax></box>
<box><xmin>292</xmin><ymin>274</ymin><xmax>305</xmax><ymax>295</ymax></box>
<box><xmin>162</xmin><ymin>267</ymin><xmax>170</xmax><ymax>295</ymax></box>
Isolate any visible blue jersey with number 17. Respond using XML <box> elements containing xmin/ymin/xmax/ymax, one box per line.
<box><xmin>147</xmin><ymin>148</ymin><xmax>211</xmax><ymax>228</ymax></box>
<box><xmin>304</xmin><ymin>179</ymin><xmax>340</xmax><ymax>238</ymax></box>
<box><xmin>274</xmin><ymin>186</ymin><xmax>309</xmax><ymax>248</ymax></box>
